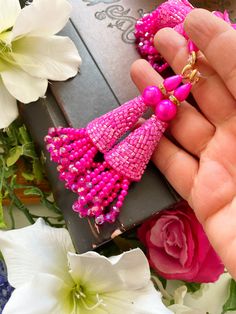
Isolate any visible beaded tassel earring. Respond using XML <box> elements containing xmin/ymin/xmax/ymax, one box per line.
<box><xmin>135</xmin><ymin>0</ymin><xmax>193</xmax><ymax>72</ymax></box>
<box><xmin>45</xmin><ymin>96</ymin><xmax>149</xmax><ymax>187</ymax></box>
<box><xmin>45</xmin><ymin>44</ymin><xmax>199</xmax><ymax>225</ymax></box>
<box><xmin>135</xmin><ymin>0</ymin><xmax>236</xmax><ymax>73</ymax></box>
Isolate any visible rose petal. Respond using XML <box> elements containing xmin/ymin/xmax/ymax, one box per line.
<box><xmin>0</xmin><ymin>0</ymin><xmax>21</xmax><ymax>33</ymax></box>
<box><xmin>0</xmin><ymin>219</ymin><xmax>74</xmax><ymax>288</ymax></box>
<box><xmin>2</xmin><ymin>274</ymin><xmax>72</xmax><ymax>314</ymax></box>
<box><xmin>0</xmin><ymin>78</ymin><xmax>18</xmax><ymax>128</ymax></box>
<box><xmin>191</xmin><ymin>246</ymin><xmax>224</xmax><ymax>283</ymax></box>
<box><xmin>137</xmin><ymin>218</ymin><xmax>156</xmax><ymax>246</ymax></box>
<box><xmin>12</xmin><ymin>35</ymin><xmax>81</xmax><ymax>80</ymax></box>
<box><xmin>11</xmin><ymin>0</ymin><xmax>71</xmax><ymax>40</ymax></box>
<box><xmin>1</xmin><ymin>66</ymin><xmax>48</xmax><ymax>103</ymax></box>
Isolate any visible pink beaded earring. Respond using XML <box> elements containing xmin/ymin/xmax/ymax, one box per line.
<box><xmin>135</xmin><ymin>0</ymin><xmax>236</xmax><ymax>73</ymax></box>
<box><xmin>45</xmin><ymin>45</ymin><xmax>198</xmax><ymax>225</ymax></box>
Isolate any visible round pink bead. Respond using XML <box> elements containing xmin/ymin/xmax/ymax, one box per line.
<box><xmin>142</xmin><ymin>86</ymin><xmax>162</xmax><ymax>107</ymax></box>
<box><xmin>155</xmin><ymin>99</ymin><xmax>177</xmax><ymax>122</ymax></box>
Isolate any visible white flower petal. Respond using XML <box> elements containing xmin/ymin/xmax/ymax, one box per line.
<box><xmin>102</xmin><ymin>282</ymin><xmax>172</xmax><ymax>314</ymax></box>
<box><xmin>1</xmin><ymin>67</ymin><xmax>48</xmax><ymax>103</ymax></box>
<box><xmin>68</xmin><ymin>251</ymin><xmax>124</xmax><ymax>293</ymax></box>
<box><xmin>12</xmin><ymin>35</ymin><xmax>81</xmax><ymax>80</ymax></box>
<box><xmin>110</xmin><ymin>248</ymin><xmax>151</xmax><ymax>290</ymax></box>
<box><xmin>0</xmin><ymin>78</ymin><xmax>18</xmax><ymax>128</ymax></box>
<box><xmin>3</xmin><ymin>274</ymin><xmax>73</xmax><ymax>314</ymax></box>
<box><xmin>0</xmin><ymin>219</ymin><xmax>75</xmax><ymax>288</ymax></box>
<box><xmin>0</xmin><ymin>0</ymin><xmax>21</xmax><ymax>33</ymax></box>
<box><xmin>11</xmin><ymin>0</ymin><xmax>71</xmax><ymax>40</ymax></box>
<box><xmin>168</xmin><ymin>304</ymin><xmax>200</xmax><ymax>314</ymax></box>
<box><xmin>184</xmin><ymin>273</ymin><xmax>233</xmax><ymax>314</ymax></box>
<box><xmin>69</xmin><ymin>249</ymin><xmax>150</xmax><ymax>294</ymax></box>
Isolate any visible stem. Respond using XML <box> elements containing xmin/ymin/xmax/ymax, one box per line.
<box><xmin>8</xmin><ymin>201</ymin><xmax>15</xmax><ymax>229</ymax></box>
<box><xmin>151</xmin><ymin>275</ymin><xmax>173</xmax><ymax>301</ymax></box>
<box><xmin>0</xmin><ymin>156</ymin><xmax>5</xmax><ymax>191</ymax></box>
<box><xmin>4</xmin><ymin>181</ymin><xmax>35</xmax><ymax>224</ymax></box>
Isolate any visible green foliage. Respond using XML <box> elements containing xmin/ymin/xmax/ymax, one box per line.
<box><xmin>185</xmin><ymin>282</ymin><xmax>202</xmax><ymax>293</ymax></box>
<box><xmin>222</xmin><ymin>279</ymin><xmax>236</xmax><ymax>314</ymax></box>
<box><xmin>0</xmin><ymin>119</ymin><xmax>65</xmax><ymax>229</ymax></box>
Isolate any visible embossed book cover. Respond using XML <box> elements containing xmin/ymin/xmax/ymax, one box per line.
<box><xmin>20</xmin><ymin>0</ymin><xmax>236</xmax><ymax>253</ymax></box>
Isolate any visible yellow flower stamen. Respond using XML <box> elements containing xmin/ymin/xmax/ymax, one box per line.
<box><xmin>73</xmin><ymin>285</ymin><xmax>107</xmax><ymax>312</ymax></box>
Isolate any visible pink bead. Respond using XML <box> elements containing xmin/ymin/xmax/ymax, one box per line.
<box><xmin>121</xmin><ymin>190</ymin><xmax>128</xmax><ymax>197</ymax></box>
<box><xmin>95</xmin><ymin>185</ymin><xmax>101</xmax><ymax>191</ymax></box>
<box><xmin>117</xmin><ymin>201</ymin><xmax>123</xmax><ymax>208</ymax></box>
<box><xmin>122</xmin><ymin>184</ymin><xmax>129</xmax><ymax>190</ymax></box>
<box><xmin>118</xmin><ymin>195</ymin><xmax>125</xmax><ymax>201</ymax></box>
<box><xmin>90</xmin><ymin>189</ymin><xmax>97</xmax><ymax>196</ymax></box>
<box><xmin>103</xmin><ymin>200</ymin><xmax>109</xmax><ymax>207</ymax></box>
<box><xmin>155</xmin><ymin>99</ymin><xmax>177</xmax><ymax>122</ymax></box>
<box><xmin>174</xmin><ymin>83</ymin><xmax>192</xmax><ymax>102</ymax></box>
<box><xmin>163</xmin><ymin>75</ymin><xmax>182</xmax><ymax>92</ymax></box>
<box><xmin>142</xmin><ymin>86</ymin><xmax>162</xmax><ymax>107</ymax></box>
<box><xmin>99</xmin><ymin>191</ymin><xmax>105</xmax><ymax>198</ymax></box>
<box><xmin>114</xmin><ymin>174</ymin><xmax>120</xmax><ymax>181</ymax></box>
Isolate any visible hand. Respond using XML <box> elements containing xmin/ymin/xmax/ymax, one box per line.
<box><xmin>131</xmin><ymin>9</ymin><xmax>236</xmax><ymax>278</ymax></box>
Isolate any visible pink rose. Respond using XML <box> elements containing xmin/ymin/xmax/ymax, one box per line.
<box><xmin>138</xmin><ymin>201</ymin><xmax>224</xmax><ymax>283</ymax></box>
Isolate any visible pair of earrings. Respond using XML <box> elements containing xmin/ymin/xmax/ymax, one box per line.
<box><xmin>45</xmin><ymin>44</ymin><xmax>199</xmax><ymax>225</ymax></box>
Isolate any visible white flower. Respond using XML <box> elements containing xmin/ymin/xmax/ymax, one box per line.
<box><xmin>167</xmin><ymin>275</ymin><xmax>236</xmax><ymax>314</ymax></box>
<box><xmin>167</xmin><ymin>286</ymin><xmax>203</xmax><ymax>314</ymax></box>
<box><xmin>0</xmin><ymin>219</ymin><xmax>172</xmax><ymax>314</ymax></box>
<box><xmin>0</xmin><ymin>0</ymin><xmax>81</xmax><ymax>128</ymax></box>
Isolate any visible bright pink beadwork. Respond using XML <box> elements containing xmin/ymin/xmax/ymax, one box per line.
<box><xmin>87</xmin><ymin>96</ymin><xmax>148</xmax><ymax>152</ymax></box>
<box><xmin>135</xmin><ymin>0</ymin><xmax>236</xmax><ymax>72</ymax></box>
<box><xmin>135</xmin><ymin>0</ymin><xmax>193</xmax><ymax>72</ymax></box>
<box><xmin>142</xmin><ymin>86</ymin><xmax>163</xmax><ymax>107</ymax></box>
<box><xmin>45</xmin><ymin>78</ymin><xmax>194</xmax><ymax>225</ymax></box>
<box><xmin>45</xmin><ymin>96</ymin><xmax>150</xmax><ymax>225</ymax></box>
<box><xmin>174</xmin><ymin>83</ymin><xmax>192</xmax><ymax>102</ymax></box>
<box><xmin>163</xmin><ymin>75</ymin><xmax>183</xmax><ymax>92</ymax></box>
<box><xmin>155</xmin><ymin>100</ymin><xmax>177</xmax><ymax>122</ymax></box>
<box><xmin>105</xmin><ymin>116</ymin><xmax>168</xmax><ymax>182</ymax></box>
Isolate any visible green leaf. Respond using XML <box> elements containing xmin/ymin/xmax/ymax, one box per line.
<box><xmin>222</xmin><ymin>279</ymin><xmax>236</xmax><ymax>314</ymax></box>
<box><xmin>22</xmin><ymin>143</ymin><xmax>37</xmax><ymax>159</ymax></box>
<box><xmin>5</xmin><ymin>125</ymin><xmax>18</xmax><ymax>146</ymax></box>
<box><xmin>23</xmin><ymin>187</ymin><xmax>41</xmax><ymax>196</ymax></box>
<box><xmin>0</xmin><ymin>193</ymin><xmax>7</xmax><ymax>229</ymax></box>
<box><xmin>185</xmin><ymin>282</ymin><xmax>202</xmax><ymax>293</ymax></box>
<box><xmin>4</xmin><ymin>166</ymin><xmax>16</xmax><ymax>179</ymax></box>
<box><xmin>6</xmin><ymin>146</ymin><xmax>23</xmax><ymax>167</ymax></box>
<box><xmin>18</xmin><ymin>125</ymin><xmax>31</xmax><ymax>145</ymax></box>
<box><xmin>32</xmin><ymin>159</ymin><xmax>43</xmax><ymax>182</ymax></box>
<box><xmin>22</xmin><ymin>172</ymin><xmax>34</xmax><ymax>181</ymax></box>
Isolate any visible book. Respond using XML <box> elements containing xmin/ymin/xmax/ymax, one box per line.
<box><xmin>20</xmin><ymin>0</ymin><xmax>236</xmax><ymax>253</ymax></box>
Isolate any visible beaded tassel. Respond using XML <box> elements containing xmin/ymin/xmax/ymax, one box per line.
<box><xmin>70</xmin><ymin>80</ymin><xmax>191</xmax><ymax>225</ymax></box>
<box><xmin>135</xmin><ymin>0</ymin><xmax>193</xmax><ymax>72</ymax></box>
<box><xmin>45</xmin><ymin>72</ymin><xmax>193</xmax><ymax>225</ymax></box>
<box><xmin>71</xmin><ymin>116</ymin><xmax>167</xmax><ymax>225</ymax></box>
<box><xmin>135</xmin><ymin>0</ymin><xmax>236</xmax><ymax>72</ymax></box>
<box><xmin>45</xmin><ymin>96</ymin><xmax>149</xmax><ymax>189</ymax></box>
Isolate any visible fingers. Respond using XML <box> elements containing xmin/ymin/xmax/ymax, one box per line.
<box><xmin>185</xmin><ymin>9</ymin><xmax>236</xmax><ymax>101</ymax></box>
<box><xmin>154</xmin><ymin>27</ymin><xmax>236</xmax><ymax>125</ymax></box>
<box><xmin>203</xmin><ymin>198</ymin><xmax>236</xmax><ymax>279</ymax></box>
<box><xmin>152</xmin><ymin>136</ymin><xmax>198</xmax><ymax>200</ymax></box>
<box><xmin>131</xmin><ymin>59</ymin><xmax>215</xmax><ymax>157</ymax></box>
